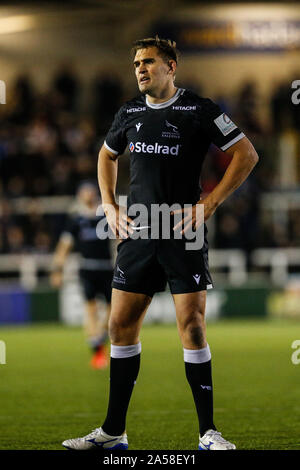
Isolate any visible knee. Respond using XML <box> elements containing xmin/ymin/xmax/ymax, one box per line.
<box><xmin>109</xmin><ymin>315</ymin><xmax>136</xmax><ymax>344</ymax></box>
<box><xmin>178</xmin><ymin>310</ymin><xmax>206</xmax><ymax>348</ymax></box>
<box><xmin>180</xmin><ymin>308</ymin><xmax>205</xmax><ymax>330</ymax></box>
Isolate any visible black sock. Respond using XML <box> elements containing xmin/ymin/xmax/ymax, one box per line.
<box><xmin>185</xmin><ymin>360</ymin><xmax>216</xmax><ymax>436</ymax></box>
<box><xmin>102</xmin><ymin>353</ymin><xmax>140</xmax><ymax>435</ymax></box>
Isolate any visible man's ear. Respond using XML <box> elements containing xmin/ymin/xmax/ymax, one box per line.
<box><xmin>168</xmin><ymin>60</ymin><xmax>176</xmax><ymax>74</ymax></box>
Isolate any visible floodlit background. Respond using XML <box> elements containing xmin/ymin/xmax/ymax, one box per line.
<box><xmin>0</xmin><ymin>0</ymin><xmax>300</xmax><ymax>323</ymax></box>
<box><xmin>0</xmin><ymin>0</ymin><xmax>300</xmax><ymax>452</ymax></box>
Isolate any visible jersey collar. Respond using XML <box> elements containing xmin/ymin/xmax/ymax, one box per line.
<box><xmin>145</xmin><ymin>88</ymin><xmax>185</xmax><ymax>109</ymax></box>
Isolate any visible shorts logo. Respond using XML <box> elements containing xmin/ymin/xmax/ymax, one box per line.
<box><xmin>193</xmin><ymin>274</ymin><xmax>201</xmax><ymax>284</ymax></box>
<box><xmin>113</xmin><ymin>265</ymin><xmax>126</xmax><ymax>284</ymax></box>
<box><xmin>117</xmin><ymin>265</ymin><xmax>125</xmax><ymax>279</ymax></box>
<box><xmin>214</xmin><ymin>113</ymin><xmax>237</xmax><ymax>136</ymax></box>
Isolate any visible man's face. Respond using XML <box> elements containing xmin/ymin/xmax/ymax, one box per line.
<box><xmin>133</xmin><ymin>46</ymin><xmax>175</xmax><ymax>96</ymax></box>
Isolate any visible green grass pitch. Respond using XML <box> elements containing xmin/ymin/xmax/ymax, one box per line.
<box><xmin>0</xmin><ymin>319</ymin><xmax>299</xmax><ymax>450</ymax></box>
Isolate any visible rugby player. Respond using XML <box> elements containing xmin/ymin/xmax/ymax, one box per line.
<box><xmin>51</xmin><ymin>182</ymin><xmax>113</xmax><ymax>369</ymax></box>
<box><xmin>62</xmin><ymin>37</ymin><xmax>258</xmax><ymax>450</ymax></box>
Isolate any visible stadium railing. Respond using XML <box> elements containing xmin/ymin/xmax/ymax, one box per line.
<box><xmin>0</xmin><ymin>248</ymin><xmax>255</xmax><ymax>288</ymax></box>
<box><xmin>1</xmin><ymin>247</ymin><xmax>299</xmax><ymax>288</ymax></box>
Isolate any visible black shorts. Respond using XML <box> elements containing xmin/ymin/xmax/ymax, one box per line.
<box><xmin>112</xmin><ymin>235</ymin><xmax>213</xmax><ymax>297</ymax></box>
<box><xmin>79</xmin><ymin>269</ymin><xmax>113</xmax><ymax>302</ymax></box>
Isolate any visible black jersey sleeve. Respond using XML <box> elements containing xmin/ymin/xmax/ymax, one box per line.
<box><xmin>201</xmin><ymin>99</ymin><xmax>245</xmax><ymax>151</ymax></box>
<box><xmin>104</xmin><ymin>106</ymin><xmax>127</xmax><ymax>156</ymax></box>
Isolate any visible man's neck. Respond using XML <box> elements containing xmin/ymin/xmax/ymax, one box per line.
<box><xmin>146</xmin><ymin>85</ymin><xmax>177</xmax><ymax>104</ymax></box>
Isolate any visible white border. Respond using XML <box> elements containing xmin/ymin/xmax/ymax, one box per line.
<box><xmin>221</xmin><ymin>132</ymin><xmax>245</xmax><ymax>151</ymax></box>
<box><xmin>146</xmin><ymin>88</ymin><xmax>184</xmax><ymax>109</ymax></box>
<box><xmin>104</xmin><ymin>140</ymin><xmax>119</xmax><ymax>155</ymax></box>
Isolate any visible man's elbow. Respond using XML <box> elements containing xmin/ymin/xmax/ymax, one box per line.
<box><xmin>240</xmin><ymin>137</ymin><xmax>259</xmax><ymax>168</ymax></box>
<box><xmin>249</xmin><ymin>147</ymin><xmax>259</xmax><ymax>168</ymax></box>
<box><xmin>242</xmin><ymin>140</ymin><xmax>259</xmax><ymax>170</ymax></box>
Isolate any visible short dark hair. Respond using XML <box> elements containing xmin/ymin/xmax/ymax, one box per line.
<box><xmin>131</xmin><ymin>35</ymin><xmax>179</xmax><ymax>64</ymax></box>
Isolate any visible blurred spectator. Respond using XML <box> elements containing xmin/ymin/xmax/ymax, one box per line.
<box><xmin>9</xmin><ymin>74</ymin><xmax>35</xmax><ymax>125</ymax></box>
<box><xmin>0</xmin><ymin>71</ymin><xmax>298</xmax><ymax>257</ymax></box>
<box><xmin>59</xmin><ymin>114</ymin><xmax>97</xmax><ymax>155</ymax></box>
<box><xmin>215</xmin><ymin>212</ymin><xmax>241</xmax><ymax>249</ymax></box>
<box><xmin>52</xmin><ymin>63</ymin><xmax>80</xmax><ymax>112</ymax></box>
<box><xmin>25</xmin><ymin>114</ymin><xmax>58</xmax><ymax>156</ymax></box>
<box><xmin>0</xmin><ymin>228</ymin><xmax>5</xmax><ymax>254</ymax></box>
<box><xmin>22</xmin><ymin>200</ymin><xmax>50</xmax><ymax>246</ymax></box>
<box><xmin>234</xmin><ymin>81</ymin><xmax>263</xmax><ymax>136</ymax></box>
<box><xmin>177</xmin><ymin>77</ymin><xmax>203</xmax><ymax>95</ymax></box>
<box><xmin>215</xmin><ymin>93</ymin><xmax>231</xmax><ymax>116</ymax></box>
<box><xmin>74</xmin><ymin>154</ymin><xmax>97</xmax><ymax>182</ymax></box>
<box><xmin>289</xmin><ymin>210</ymin><xmax>300</xmax><ymax>247</ymax></box>
<box><xmin>6</xmin><ymin>225</ymin><xmax>26</xmax><ymax>254</ymax></box>
<box><xmin>33</xmin><ymin>230</ymin><xmax>52</xmax><ymax>254</ymax></box>
<box><xmin>0</xmin><ymin>199</ymin><xmax>16</xmax><ymax>229</ymax></box>
<box><xmin>91</xmin><ymin>71</ymin><xmax>123</xmax><ymax>134</ymax></box>
<box><xmin>51</xmin><ymin>157</ymin><xmax>76</xmax><ymax>195</ymax></box>
<box><xmin>6</xmin><ymin>176</ymin><xmax>26</xmax><ymax>198</ymax></box>
<box><xmin>32</xmin><ymin>176</ymin><xmax>52</xmax><ymax>197</ymax></box>
<box><xmin>270</xmin><ymin>81</ymin><xmax>293</xmax><ymax>133</ymax></box>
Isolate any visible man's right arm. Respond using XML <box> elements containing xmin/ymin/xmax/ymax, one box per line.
<box><xmin>98</xmin><ymin>144</ymin><xmax>133</xmax><ymax>239</ymax></box>
<box><xmin>98</xmin><ymin>145</ymin><xmax>118</xmax><ymax>207</ymax></box>
<box><xmin>50</xmin><ymin>236</ymin><xmax>73</xmax><ymax>288</ymax></box>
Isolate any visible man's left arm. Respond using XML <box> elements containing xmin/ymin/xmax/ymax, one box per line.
<box><xmin>200</xmin><ymin>136</ymin><xmax>259</xmax><ymax>222</ymax></box>
<box><xmin>173</xmin><ymin>136</ymin><xmax>258</xmax><ymax>233</ymax></box>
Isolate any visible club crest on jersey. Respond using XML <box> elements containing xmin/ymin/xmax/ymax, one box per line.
<box><xmin>162</xmin><ymin>120</ymin><xmax>180</xmax><ymax>139</ymax></box>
